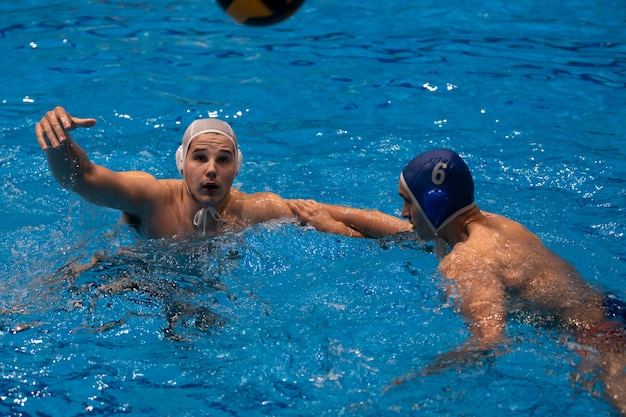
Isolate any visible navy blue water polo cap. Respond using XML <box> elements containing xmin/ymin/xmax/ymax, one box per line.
<box><xmin>400</xmin><ymin>149</ymin><xmax>476</xmax><ymax>233</ymax></box>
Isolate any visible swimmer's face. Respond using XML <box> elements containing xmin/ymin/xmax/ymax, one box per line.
<box><xmin>398</xmin><ymin>181</ymin><xmax>434</xmax><ymax>239</ymax></box>
<box><xmin>184</xmin><ymin>133</ymin><xmax>237</xmax><ymax>207</ymax></box>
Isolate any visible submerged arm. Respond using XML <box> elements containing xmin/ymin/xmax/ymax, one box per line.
<box><xmin>453</xmin><ymin>264</ymin><xmax>508</xmax><ymax>347</ymax></box>
<box><xmin>422</xmin><ymin>264</ymin><xmax>509</xmax><ymax>375</ymax></box>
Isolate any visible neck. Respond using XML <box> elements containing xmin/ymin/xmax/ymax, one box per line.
<box><xmin>437</xmin><ymin>205</ymin><xmax>481</xmax><ymax>248</ymax></box>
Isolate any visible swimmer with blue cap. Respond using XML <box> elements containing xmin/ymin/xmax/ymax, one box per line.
<box><xmin>289</xmin><ymin>148</ymin><xmax>626</xmax><ymax>414</ymax></box>
<box><xmin>36</xmin><ymin>106</ymin><xmax>294</xmax><ymax>239</ymax></box>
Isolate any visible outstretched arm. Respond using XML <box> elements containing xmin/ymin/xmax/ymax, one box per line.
<box><xmin>35</xmin><ymin>106</ymin><xmax>159</xmax><ymax>216</ymax></box>
<box><xmin>288</xmin><ymin>199</ymin><xmax>412</xmax><ymax>238</ymax></box>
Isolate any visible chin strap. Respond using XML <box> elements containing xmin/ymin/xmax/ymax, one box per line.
<box><xmin>193</xmin><ymin>206</ymin><xmax>221</xmax><ymax>235</ymax></box>
<box><xmin>433</xmin><ymin>234</ymin><xmax>449</xmax><ymax>260</ymax></box>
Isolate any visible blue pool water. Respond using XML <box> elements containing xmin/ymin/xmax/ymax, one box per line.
<box><xmin>1</xmin><ymin>0</ymin><xmax>625</xmax><ymax>415</ymax></box>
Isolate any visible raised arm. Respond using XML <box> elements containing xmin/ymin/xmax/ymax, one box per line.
<box><xmin>35</xmin><ymin>106</ymin><xmax>159</xmax><ymax>216</ymax></box>
<box><xmin>288</xmin><ymin>199</ymin><xmax>412</xmax><ymax>238</ymax></box>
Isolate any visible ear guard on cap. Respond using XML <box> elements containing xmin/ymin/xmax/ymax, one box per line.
<box><xmin>175</xmin><ymin>146</ymin><xmax>244</xmax><ymax>176</ymax></box>
<box><xmin>176</xmin><ymin>145</ymin><xmax>184</xmax><ymax>175</ymax></box>
<box><xmin>422</xmin><ymin>188</ymin><xmax>450</xmax><ymax>228</ymax></box>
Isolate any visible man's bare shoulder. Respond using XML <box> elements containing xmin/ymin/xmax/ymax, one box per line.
<box><xmin>114</xmin><ymin>171</ymin><xmax>176</xmax><ymax>188</ymax></box>
<box><xmin>478</xmin><ymin>211</ymin><xmax>541</xmax><ymax>246</ymax></box>
<box><xmin>117</xmin><ymin>177</ymin><xmax>185</xmax><ymax>238</ymax></box>
<box><xmin>121</xmin><ymin>175</ymin><xmax>184</xmax><ymax>216</ymax></box>
<box><xmin>127</xmin><ymin>174</ymin><xmax>181</xmax><ymax>199</ymax></box>
<box><xmin>441</xmin><ymin>216</ymin><xmax>503</xmax><ymax>281</ymax></box>
<box><xmin>440</xmin><ymin>241</ymin><xmax>483</xmax><ymax>281</ymax></box>
<box><xmin>154</xmin><ymin>177</ymin><xmax>183</xmax><ymax>188</ymax></box>
<box><xmin>243</xmin><ymin>190</ymin><xmax>287</xmax><ymax>205</ymax></box>
<box><xmin>240</xmin><ymin>191</ymin><xmax>293</xmax><ymax>222</ymax></box>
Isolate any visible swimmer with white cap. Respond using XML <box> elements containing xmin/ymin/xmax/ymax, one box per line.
<box><xmin>36</xmin><ymin>106</ymin><xmax>294</xmax><ymax>239</ymax></box>
<box><xmin>289</xmin><ymin>149</ymin><xmax>626</xmax><ymax>414</ymax></box>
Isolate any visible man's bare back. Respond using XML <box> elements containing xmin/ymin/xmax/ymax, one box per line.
<box><xmin>440</xmin><ymin>211</ymin><xmax>605</xmax><ymax>335</ymax></box>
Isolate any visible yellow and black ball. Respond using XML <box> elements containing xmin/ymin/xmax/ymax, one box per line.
<box><xmin>216</xmin><ymin>0</ymin><xmax>305</xmax><ymax>26</ymax></box>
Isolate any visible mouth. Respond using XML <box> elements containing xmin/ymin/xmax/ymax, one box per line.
<box><xmin>202</xmin><ymin>183</ymin><xmax>219</xmax><ymax>193</ymax></box>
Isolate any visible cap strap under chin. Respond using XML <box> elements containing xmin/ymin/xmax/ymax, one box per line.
<box><xmin>193</xmin><ymin>207</ymin><xmax>220</xmax><ymax>235</ymax></box>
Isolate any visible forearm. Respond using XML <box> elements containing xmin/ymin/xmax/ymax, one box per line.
<box><xmin>45</xmin><ymin>139</ymin><xmax>92</xmax><ymax>191</ymax></box>
<box><xmin>320</xmin><ymin>204</ymin><xmax>411</xmax><ymax>238</ymax></box>
<box><xmin>315</xmin><ymin>217</ymin><xmax>365</xmax><ymax>238</ymax></box>
<box><xmin>464</xmin><ymin>300</ymin><xmax>507</xmax><ymax>346</ymax></box>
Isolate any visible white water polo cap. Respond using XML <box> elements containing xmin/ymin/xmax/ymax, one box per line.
<box><xmin>400</xmin><ymin>149</ymin><xmax>475</xmax><ymax>234</ymax></box>
<box><xmin>175</xmin><ymin>118</ymin><xmax>243</xmax><ymax>176</ymax></box>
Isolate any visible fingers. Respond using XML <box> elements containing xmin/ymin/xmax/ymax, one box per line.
<box><xmin>287</xmin><ymin>199</ymin><xmax>318</xmax><ymax>209</ymax></box>
<box><xmin>287</xmin><ymin>199</ymin><xmax>313</xmax><ymax>224</ymax></box>
<box><xmin>36</xmin><ymin>109</ymin><xmax>66</xmax><ymax>150</ymax></box>
<box><xmin>35</xmin><ymin>106</ymin><xmax>96</xmax><ymax>150</ymax></box>
<box><xmin>71</xmin><ymin>115</ymin><xmax>97</xmax><ymax>129</ymax></box>
<box><xmin>286</xmin><ymin>199</ymin><xmax>303</xmax><ymax>214</ymax></box>
<box><xmin>287</xmin><ymin>199</ymin><xmax>318</xmax><ymax>218</ymax></box>
<box><xmin>35</xmin><ymin>122</ymin><xmax>48</xmax><ymax>150</ymax></box>
<box><xmin>52</xmin><ymin>105</ymin><xmax>97</xmax><ymax>129</ymax></box>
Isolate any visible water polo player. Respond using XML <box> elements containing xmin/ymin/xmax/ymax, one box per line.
<box><xmin>288</xmin><ymin>148</ymin><xmax>626</xmax><ymax>415</ymax></box>
<box><xmin>35</xmin><ymin>106</ymin><xmax>294</xmax><ymax>239</ymax></box>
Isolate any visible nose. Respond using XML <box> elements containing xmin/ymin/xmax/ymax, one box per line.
<box><xmin>203</xmin><ymin>162</ymin><xmax>217</xmax><ymax>179</ymax></box>
<box><xmin>401</xmin><ymin>202</ymin><xmax>411</xmax><ymax>222</ymax></box>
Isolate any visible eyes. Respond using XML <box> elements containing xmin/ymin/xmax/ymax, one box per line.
<box><xmin>191</xmin><ymin>152</ymin><xmax>234</xmax><ymax>165</ymax></box>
